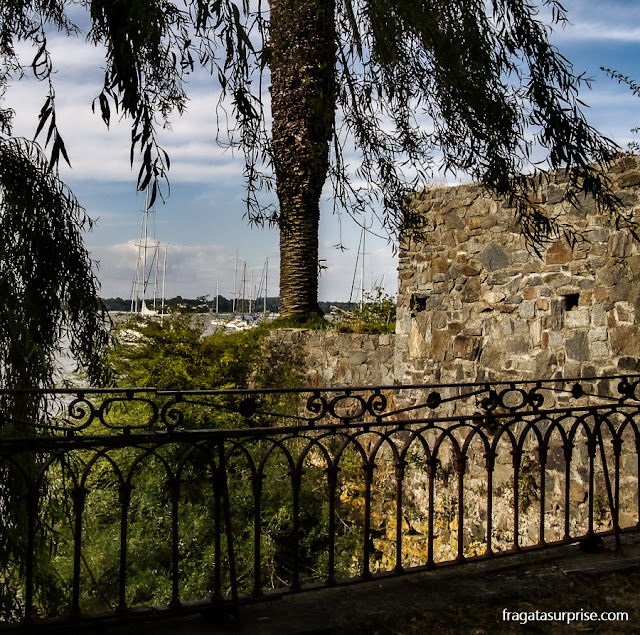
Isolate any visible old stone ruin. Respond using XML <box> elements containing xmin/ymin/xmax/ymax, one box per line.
<box><xmin>264</xmin><ymin>156</ymin><xmax>640</xmax><ymax>566</ymax></box>
<box><xmin>395</xmin><ymin>154</ymin><xmax>640</xmax><ymax>387</ymax></box>
<box><xmin>383</xmin><ymin>155</ymin><xmax>640</xmax><ymax>563</ymax></box>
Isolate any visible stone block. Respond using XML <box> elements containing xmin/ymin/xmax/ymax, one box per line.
<box><xmin>513</xmin><ymin>250</ymin><xmax>530</xmax><ymax>264</ymax></box>
<box><xmin>565</xmin><ymin>309</ymin><xmax>590</xmax><ymax>329</ymax></box>
<box><xmin>565</xmin><ymin>331</ymin><xmax>590</xmax><ymax>361</ymax></box>
<box><xmin>614</xmin><ymin>302</ymin><xmax>634</xmax><ymax>324</ymax></box>
<box><xmin>460</xmin><ymin>263</ymin><xmax>481</xmax><ymax>276</ymax></box>
<box><xmin>610</xmin><ymin>325</ymin><xmax>640</xmax><ymax>356</ymax></box>
<box><xmin>610</xmin><ymin>276</ymin><xmax>632</xmax><ymax>302</ymax></box>
<box><xmin>461</xmin><ymin>277</ymin><xmax>481</xmax><ymax>302</ymax></box>
<box><xmin>549</xmin><ymin>299</ymin><xmax>564</xmax><ymax>330</ymax></box>
<box><xmin>432</xmin><ymin>330</ymin><xmax>450</xmax><ymax>361</ymax></box>
<box><xmin>348</xmin><ymin>350</ymin><xmax>369</xmax><ymax>365</ymax></box>
<box><xmin>479</xmin><ymin>244</ymin><xmax>510</xmax><ymax>271</ymax></box>
<box><xmin>608</xmin><ymin>232</ymin><xmax>633</xmax><ymax>258</ymax></box>
<box><xmin>464</xmin><ymin>321</ymin><xmax>483</xmax><ymax>336</ymax></box>
<box><xmin>481</xmin><ymin>289</ymin><xmax>506</xmax><ymax>304</ymax></box>
<box><xmin>617</xmin><ymin>170</ymin><xmax>640</xmax><ymax>188</ymax></box>
<box><xmin>431</xmin><ymin>256</ymin><xmax>450</xmax><ymax>273</ymax></box>
<box><xmin>446</xmin><ymin>265</ymin><xmax>460</xmax><ymax>280</ymax></box>
<box><xmin>453</xmin><ymin>335</ymin><xmax>481</xmax><ymax>360</ymax></box>
<box><xmin>587</xmin><ymin>227</ymin><xmax>609</xmax><ymax>243</ymax></box>
<box><xmin>573</xmin><ymin>192</ymin><xmax>597</xmax><ymax>215</ymax></box>
<box><xmin>518</xmin><ymin>301</ymin><xmax>536</xmax><ymax>319</ymax></box>
<box><xmin>618</xmin><ymin>357</ymin><xmax>640</xmax><ymax>372</ymax></box>
<box><xmin>627</xmin><ymin>255</ymin><xmax>640</xmax><ymax>275</ymax></box>
<box><xmin>506</xmin><ymin>335</ymin><xmax>528</xmax><ymax>354</ymax></box>
<box><xmin>480</xmin><ymin>216</ymin><xmax>497</xmax><ymax>229</ymax></box>
<box><xmin>545</xmin><ymin>239</ymin><xmax>572</xmax><ymax>264</ymax></box>
<box><xmin>542</xmin><ymin>272</ymin><xmax>572</xmax><ymax>288</ymax></box>
<box><xmin>590</xmin><ymin>340</ymin><xmax>609</xmax><ymax>358</ymax></box>
<box><xmin>593</xmin><ymin>286</ymin><xmax>609</xmax><ymax>302</ymax></box>
<box><xmin>546</xmin><ymin>185</ymin><xmax>566</xmax><ymax>204</ymax></box>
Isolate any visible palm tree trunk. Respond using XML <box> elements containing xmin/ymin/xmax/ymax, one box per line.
<box><xmin>269</xmin><ymin>0</ymin><xmax>336</xmax><ymax>317</ymax></box>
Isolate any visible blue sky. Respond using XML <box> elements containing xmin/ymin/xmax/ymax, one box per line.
<box><xmin>6</xmin><ymin>0</ymin><xmax>640</xmax><ymax>301</ymax></box>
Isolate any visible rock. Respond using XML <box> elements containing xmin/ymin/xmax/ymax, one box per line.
<box><xmin>479</xmin><ymin>244</ymin><xmax>510</xmax><ymax>271</ymax></box>
<box><xmin>565</xmin><ymin>331</ymin><xmax>590</xmax><ymax>361</ymax></box>
<box><xmin>545</xmin><ymin>239</ymin><xmax>572</xmax><ymax>264</ymax></box>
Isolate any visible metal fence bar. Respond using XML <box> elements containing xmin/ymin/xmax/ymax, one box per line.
<box><xmin>1</xmin><ymin>376</ymin><xmax>640</xmax><ymax>627</ymax></box>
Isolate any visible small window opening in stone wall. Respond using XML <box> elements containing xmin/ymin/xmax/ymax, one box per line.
<box><xmin>563</xmin><ymin>293</ymin><xmax>580</xmax><ymax>311</ymax></box>
<box><xmin>410</xmin><ymin>294</ymin><xmax>427</xmax><ymax>315</ymax></box>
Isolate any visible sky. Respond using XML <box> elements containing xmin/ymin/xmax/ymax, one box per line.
<box><xmin>5</xmin><ymin>0</ymin><xmax>640</xmax><ymax>302</ymax></box>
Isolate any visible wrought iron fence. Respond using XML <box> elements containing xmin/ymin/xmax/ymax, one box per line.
<box><xmin>1</xmin><ymin>375</ymin><xmax>640</xmax><ymax>626</ymax></box>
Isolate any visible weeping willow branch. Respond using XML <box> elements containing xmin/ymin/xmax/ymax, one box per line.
<box><xmin>0</xmin><ymin>134</ymin><xmax>112</xmax><ymax>619</ymax></box>
<box><xmin>0</xmin><ymin>137</ymin><xmax>111</xmax><ymax>393</ymax></box>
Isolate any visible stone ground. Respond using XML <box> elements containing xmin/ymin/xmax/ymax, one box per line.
<box><xmin>12</xmin><ymin>532</ymin><xmax>640</xmax><ymax>634</ymax></box>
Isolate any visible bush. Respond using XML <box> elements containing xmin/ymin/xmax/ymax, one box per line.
<box><xmin>333</xmin><ymin>288</ymin><xmax>396</xmax><ymax>334</ymax></box>
<box><xmin>110</xmin><ymin>314</ymin><xmax>270</xmax><ymax>391</ymax></box>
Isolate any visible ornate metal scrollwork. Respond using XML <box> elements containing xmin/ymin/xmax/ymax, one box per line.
<box><xmin>97</xmin><ymin>394</ymin><xmax>159</xmax><ymax>431</ymax></box>
<box><xmin>618</xmin><ymin>377</ymin><xmax>640</xmax><ymax>402</ymax></box>
<box><xmin>238</xmin><ymin>397</ymin><xmax>257</xmax><ymax>419</ymax></box>
<box><xmin>425</xmin><ymin>391</ymin><xmax>441</xmax><ymax>409</ymax></box>
<box><xmin>328</xmin><ymin>392</ymin><xmax>367</xmax><ymax>423</ymax></box>
<box><xmin>64</xmin><ymin>394</ymin><xmax>97</xmax><ymax>431</ymax></box>
<box><xmin>366</xmin><ymin>390</ymin><xmax>388</xmax><ymax>418</ymax></box>
<box><xmin>161</xmin><ymin>396</ymin><xmax>184</xmax><ymax>432</ymax></box>
<box><xmin>480</xmin><ymin>389</ymin><xmax>499</xmax><ymax>412</ymax></box>
<box><xmin>305</xmin><ymin>391</ymin><xmax>328</xmax><ymax>424</ymax></box>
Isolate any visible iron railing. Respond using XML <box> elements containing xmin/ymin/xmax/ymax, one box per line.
<box><xmin>1</xmin><ymin>375</ymin><xmax>640</xmax><ymax>626</ymax></box>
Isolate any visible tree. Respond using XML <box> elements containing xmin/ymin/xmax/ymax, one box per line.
<box><xmin>0</xmin><ymin>3</ymin><xmax>111</xmax><ymax>394</ymax></box>
<box><xmin>601</xmin><ymin>68</ymin><xmax>640</xmax><ymax>153</ymax></box>
<box><xmin>1</xmin><ymin>0</ymin><xmax>631</xmax><ymax>320</ymax></box>
<box><xmin>0</xmin><ymin>10</ymin><xmax>111</xmax><ymax>616</ymax></box>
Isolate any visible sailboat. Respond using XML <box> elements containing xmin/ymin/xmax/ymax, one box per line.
<box><xmin>130</xmin><ymin>188</ymin><xmax>167</xmax><ymax>318</ymax></box>
<box><xmin>211</xmin><ymin>256</ymin><xmax>271</xmax><ymax>331</ymax></box>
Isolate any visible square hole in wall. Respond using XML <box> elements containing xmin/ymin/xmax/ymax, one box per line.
<box><xmin>410</xmin><ymin>294</ymin><xmax>427</xmax><ymax>315</ymax></box>
<box><xmin>563</xmin><ymin>293</ymin><xmax>580</xmax><ymax>311</ymax></box>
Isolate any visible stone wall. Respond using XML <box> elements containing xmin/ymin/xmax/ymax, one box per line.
<box><xmin>396</xmin><ymin>155</ymin><xmax>640</xmax><ymax>387</ymax></box>
<box><xmin>257</xmin><ymin>160</ymin><xmax>640</xmax><ymax>569</ymax></box>
<box><xmin>264</xmin><ymin>329</ymin><xmax>395</xmax><ymax>387</ymax></box>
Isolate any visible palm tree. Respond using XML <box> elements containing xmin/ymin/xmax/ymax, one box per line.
<box><xmin>2</xmin><ymin>0</ymin><xmax>630</xmax><ymax>322</ymax></box>
<box><xmin>270</xmin><ymin>0</ymin><xmax>336</xmax><ymax>315</ymax></box>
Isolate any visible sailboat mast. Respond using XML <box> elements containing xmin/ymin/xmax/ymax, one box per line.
<box><xmin>153</xmin><ymin>242</ymin><xmax>159</xmax><ymax>310</ymax></box>
<box><xmin>242</xmin><ymin>262</ymin><xmax>247</xmax><ymax>315</ymax></box>
<box><xmin>250</xmin><ymin>269</ymin><xmax>254</xmax><ymax>314</ymax></box>
<box><xmin>232</xmin><ymin>250</ymin><xmax>238</xmax><ymax>314</ymax></box>
<box><xmin>360</xmin><ymin>225</ymin><xmax>366</xmax><ymax>307</ymax></box>
<box><xmin>161</xmin><ymin>244</ymin><xmax>167</xmax><ymax>320</ymax></box>
<box><xmin>143</xmin><ymin>188</ymin><xmax>149</xmax><ymax>305</ymax></box>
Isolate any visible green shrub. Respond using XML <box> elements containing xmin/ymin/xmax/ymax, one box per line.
<box><xmin>333</xmin><ymin>288</ymin><xmax>396</xmax><ymax>334</ymax></box>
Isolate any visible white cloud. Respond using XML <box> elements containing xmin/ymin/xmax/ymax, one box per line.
<box><xmin>8</xmin><ymin>32</ymin><xmax>252</xmax><ymax>186</ymax></box>
<box><xmin>555</xmin><ymin>22</ymin><xmax>640</xmax><ymax>43</ymax></box>
<box><xmin>90</xmin><ymin>241</ymin><xmax>281</xmax><ymax>300</ymax></box>
<box><xmin>89</xmin><ymin>236</ymin><xmax>398</xmax><ymax>302</ymax></box>
<box><xmin>550</xmin><ymin>0</ymin><xmax>640</xmax><ymax>43</ymax></box>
